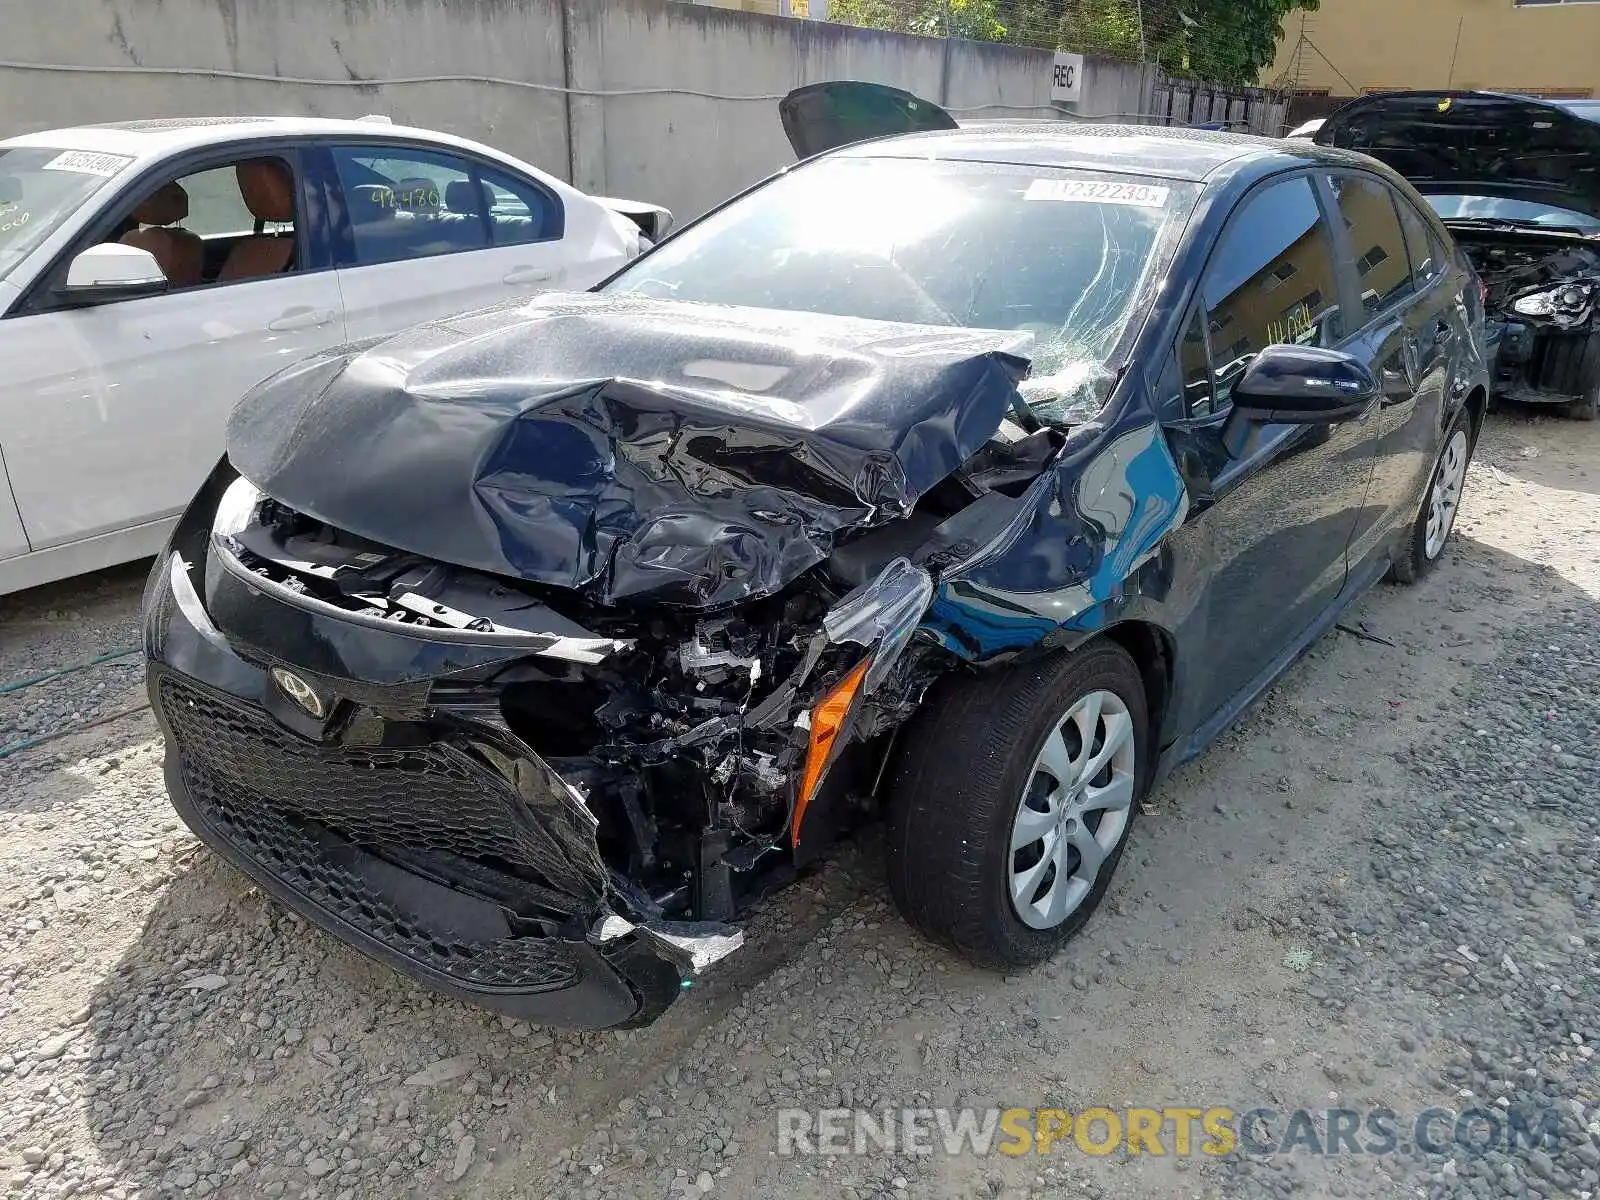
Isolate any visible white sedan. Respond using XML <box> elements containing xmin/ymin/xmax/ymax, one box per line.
<box><xmin>0</xmin><ymin>116</ymin><xmax>669</xmax><ymax>595</ymax></box>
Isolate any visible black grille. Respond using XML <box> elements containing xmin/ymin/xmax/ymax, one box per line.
<box><xmin>160</xmin><ymin>676</ymin><xmax>561</xmax><ymax>875</ymax></box>
<box><xmin>157</xmin><ymin>676</ymin><xmax>579</xmax><ymax>990</ymax></box>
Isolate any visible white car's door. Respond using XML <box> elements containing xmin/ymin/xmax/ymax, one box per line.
<box><xmin>0</xmin><ymin>148</ymin><xmax>347</xmax><ymax>551</ymax></box>
<box><xmin>323</xmin><ymin>142</ymin><xmax>635</xmax><ymax>338</ymax></box>
<box><xmin>0</xmin><ymin>281</ymin><xmax>28</xmax><ymax>558</ymax></box>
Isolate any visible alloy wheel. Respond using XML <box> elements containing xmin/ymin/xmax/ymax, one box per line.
<box><xmin>1007</xmin><ymin>689</ymin><xmax>1137</xmax><ymax>930</ymax></box>
<box><xmin>1424</xmin><ymin>427</ymin><xmax>1469</xmax><ymax>560</ymax></box>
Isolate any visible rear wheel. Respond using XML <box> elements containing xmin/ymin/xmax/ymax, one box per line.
<box><xmin>1389</xmin><ymin>408</ymin><xmax>1471</xmax><ymax>585</ymax></box>
<box><xmin>885</xmin><ymin>641</ymin><xmax>1148</xmax><ymax>968</ymax></box>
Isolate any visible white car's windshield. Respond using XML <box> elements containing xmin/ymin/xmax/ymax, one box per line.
<box><xmin>0</xmin><ymin>147</ymin><xmax>135</xmax><ymax>280</ymax></box>
<box><xmin>1426</xmin><ymin>193</ymin><xmax>1600</xmax><ymax>233</ymax></box>
<box><xmin>606</xmin><ymin>157</ymin><xmax>1197</xmax><ymax>418</ymax></box>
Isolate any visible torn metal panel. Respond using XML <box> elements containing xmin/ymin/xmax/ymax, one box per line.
<box><xmin>924</xmin><ymin>420</ymin><xmax>1189</xmax><ymax>662</ymax></box>
<box><xmin>227</xmin><ymin>293</ymin><xmax>1030</xmax><ymax>610</ymax></box>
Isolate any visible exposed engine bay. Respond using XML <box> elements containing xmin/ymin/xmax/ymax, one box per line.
<box><xmin>1449</xmin><ymin>228</ymin><xmax>1600</xmax><ymax>408</ymax></box>
<box><xmin>221</xmin><ymin>495</ymin><xmax>890</xmax><ymax>906</ymax></box>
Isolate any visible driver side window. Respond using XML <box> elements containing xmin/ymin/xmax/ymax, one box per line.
<box><xmin>107</xmin><ymin>155</ymin><xmax>301</xmax><ymax>291</ymax></box>
<box><xmin>1199</xmin><ymin>174</ymin><xmax>1344</xmax><ymax>408</ymax></box>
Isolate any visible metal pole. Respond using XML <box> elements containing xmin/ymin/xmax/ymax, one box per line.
<box><xmin>558</xmin><ymin>0</ymin><xmax>577</xmax><ymax>187</ymax></box>
<box><xmin>939</xmin><ymin>0</ymin><xmax>954</xmax><ymax>107</ymax></box>
<box><xmin>1135</xmin><ymin>0</ymin><xmax>1147</xmax><ymax>62</ymax></box>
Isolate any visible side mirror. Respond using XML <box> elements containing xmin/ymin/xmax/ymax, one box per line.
<box><xmin>58</xmin><ymin>243</ymin><xmax>168</xmax><ymax>305</ymax></box>
<box><xmin>1221</xmin><ymin>344</ymin><xmax>1377</xmax><ymax>457</ymax></box>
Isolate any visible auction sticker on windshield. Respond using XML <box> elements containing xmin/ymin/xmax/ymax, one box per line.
<box><xmin>40</xmin><ymin>151</ymin><xmax>134</xmax><ymax>178</ymax></box>
<box><xmin>1025</xmin><ymin>179</ymin><xmax>1170</xmax><ymax>207</ymax></box>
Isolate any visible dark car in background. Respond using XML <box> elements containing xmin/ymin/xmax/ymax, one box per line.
<box><xmin>143</xmin><ymin>86</ymin><xmax>1490</xmax><ymax>1028</ymax></box>
<box><xmin>1316</xmin><ymin>91</ymin><xmax>1600</xmax><ymax>419</ymax></box>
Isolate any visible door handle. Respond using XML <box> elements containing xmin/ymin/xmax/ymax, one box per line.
<box><xmin>503</xmin><ymin>266</ymin><xmax>558</xmax><ymax>286</ymax></box>
<box><xmin>268</xmin><ymin>307</ymin><xmax>337</xmax><ymax>332</ymax></box>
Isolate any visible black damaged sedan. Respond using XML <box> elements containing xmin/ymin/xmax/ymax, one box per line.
<box><xmin>145</xmin><ymin>88</ymin><xmax>1490</xmax><ymax>1028</ymax></box>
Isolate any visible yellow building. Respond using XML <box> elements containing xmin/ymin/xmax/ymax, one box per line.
<box><xmin>1269</xmin><ymin>0</ymin><xmax>1600</xmax><ymax>103</ymax></box>
<box><xmin>692</xmin><ymin>0</ymin><xmax>817</xmax><ymax>15</ymax></box>
<box><xmin>692</xmin><ymin>0</ymin><xmax>787</xmax><ymax>14</ymax></box>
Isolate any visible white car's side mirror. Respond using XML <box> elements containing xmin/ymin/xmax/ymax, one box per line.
<box><xmin>61</xmin><ymin>243</ymin><xmax>168</xmax><ymax>302</ymax></box>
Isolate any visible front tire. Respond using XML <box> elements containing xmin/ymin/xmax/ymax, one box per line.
<box><xmin>885</xmin><ymin>641</ymin><xmax>1149</xmax><ymax>969</ymax></box>
<box><xmin>1389</xmin><ymin>408</ymin><xmax>1472</xmax><ymax>585</ymax></box>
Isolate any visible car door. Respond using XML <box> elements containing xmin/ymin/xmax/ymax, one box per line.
<box><xmin>1381</xmin><ymin>187</ymin><xmax>1473</xmax><ymax>536</ymax></box>
<box><xmin>319</xmin><ymin>143</ymin><xmax>580</xmax><ymax>339</ymax></box>
<box><xmin>1323</xmin><ymin>170</ymin><xmax>1454</xmax><ymax>567</ymax></box>
<box><xmin>0</xmin><ymin>332</ymin><xmax>28</xmax><ymax>559</ymax></box>
<box><xmin>1157</xmin><ymin>172</ymin><xmax>1381</xmax><ymax>726</ymax></box>
<box><xmin>0</xmin><ymin>146</ymin><xmax>347</xmax><ymax>552</ymax></box>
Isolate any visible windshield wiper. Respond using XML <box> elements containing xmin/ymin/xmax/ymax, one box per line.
<box><xmin>1444</xmin><ymin>217</ymin><xmax>1595</xmax><ymax>236</ymax></box>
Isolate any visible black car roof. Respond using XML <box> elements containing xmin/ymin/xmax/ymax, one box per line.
<box><xmin>830</xmin><ymin>121</ymin><xmax>1358</xmax><ymax>182</ymax></box>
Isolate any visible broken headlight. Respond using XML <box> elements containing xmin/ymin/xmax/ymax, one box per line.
<box><xmin>822</xmin><ymin>557</ymin><xmax>934</xmax><ymax>695</ymax></box>
<box><xmin>1511</xmin><ymin>281</ymin><xmax>1596</xmax><ymax>328</ymax></box>
<box><xmin>212</xmin><ymin>475</ymin><xmax>265</xmax><ymax>540</ymax></box>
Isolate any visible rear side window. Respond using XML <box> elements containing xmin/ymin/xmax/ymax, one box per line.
<box><xmin>330</xmin><ymin>145</ymin><xmax>489</xmax><ymax>266</ymax></box>
<box><xmin>1327</xmin><ymin>173</ymin><xmax>1412</xmax><ymax>320</ymax></box>
<box><xmin>1200</xmin><ymin>173</ymin><xmax>1344</xmax><ymax>407</ymax></box>
<box><xmin>1395</xmin><ymin>195</ymin><xmax>1447</xmax><ymax>289</ymax></box>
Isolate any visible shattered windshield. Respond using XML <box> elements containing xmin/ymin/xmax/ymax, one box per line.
<box><xmin>0</xmin><ymin>147</ymin><xmax>135</xmax><ymax>280</ymax></box>
<box><xmin>606</xmin><ymin>157</ymin><xmax>1197</xmax><ymax>423</ymax></box>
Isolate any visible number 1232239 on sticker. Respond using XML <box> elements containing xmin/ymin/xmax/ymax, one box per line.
<box><xmin>1024</xmin><ymin>179</ymin><xmax>1171</xmax><ymax>207</ymax></box>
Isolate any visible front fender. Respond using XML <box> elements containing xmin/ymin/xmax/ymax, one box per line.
<box><xmin>920</xmin><ymin>417</ymin><xmax>1189</xmax><ymax>663</ymax></box>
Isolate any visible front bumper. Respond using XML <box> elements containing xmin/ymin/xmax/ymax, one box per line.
<box><xmin>1490</xmin><ymin>322</ymin><xmax>1595</xmax><ymax>404</ymax></box>
<box><xmin>143</xmin><ymin>547</ymin><xmax>695</xmax><ymax>1029</ymax></box>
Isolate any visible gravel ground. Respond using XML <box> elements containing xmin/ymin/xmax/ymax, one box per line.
<box><xmin>0</xmin><ymin>408</ymin><xmax>1595</xmax><ymax>1200</ymax></box>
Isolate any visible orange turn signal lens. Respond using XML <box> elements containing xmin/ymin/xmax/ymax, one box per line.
<box><xmin>790</xmin><ymin>658</ymin><xmax>871</xmax><ymax>849</ymax></box>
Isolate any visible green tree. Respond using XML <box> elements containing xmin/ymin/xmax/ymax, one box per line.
<box><xmin>827</xmin><ymin>0</ymin><xmax>1009</xmax><ymax>41</ymax></box>
<box><xmin>1144</xmin><ymin>0</ymin><xmax>1320</xmax><ymax>83</ymax></box>
<box><xmin>826</xmin><ymin>0</ymin><xmax>1318</xmax><ymax>85</ymax></box>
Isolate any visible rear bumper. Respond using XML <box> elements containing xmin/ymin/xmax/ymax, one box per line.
<box><xmin>143</xmin><ymin>548</ymin><xmax>689</xmax><ymax>1029</ymax></box>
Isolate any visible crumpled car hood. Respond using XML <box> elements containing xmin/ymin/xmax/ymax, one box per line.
<box><xmin>227</xmin><ymin>293</ymin><xmax>1029</xmax><ymax>609</ymax></box>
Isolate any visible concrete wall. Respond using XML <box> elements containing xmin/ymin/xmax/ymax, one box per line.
<box><xmin>0</xmin><ymin>0</ymin><xmax>1272</xmax><ymax>223</ymax></box>
<box><xmin>1</xmin><ymin>0</ymin><xmax>575</xmax><ymax>182</ymax></box>
<box><xmin>578</xmin><ymin>4</ymin><xmax>949</xmax><ymax>215</ymax></box>
<box><xmin>1271</xmin><ymin>0</ymin><xmax>1600</xmax><ymax>98</ymax></box>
